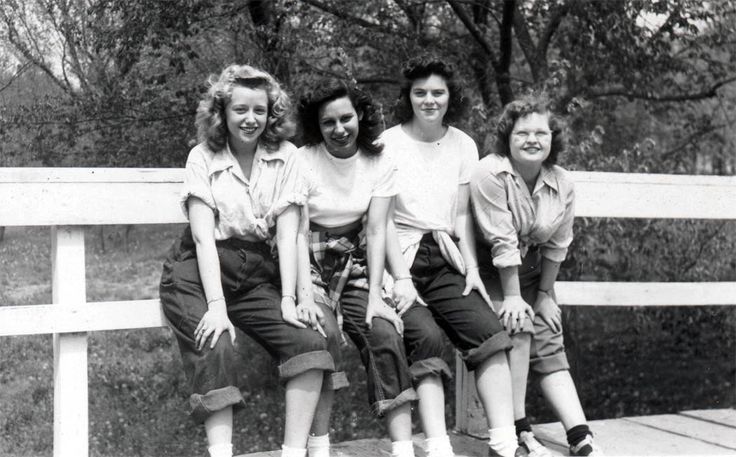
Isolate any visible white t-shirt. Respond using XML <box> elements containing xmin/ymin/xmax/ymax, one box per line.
<box><xmin>296</xmin><ymin>143</ymin><xmax>397</xmax><ymax>228</ymax></box>
<box><xmin>382</xmin><ymin>124</ymin><xmax>479</xmax><ymax>237</ymax></box>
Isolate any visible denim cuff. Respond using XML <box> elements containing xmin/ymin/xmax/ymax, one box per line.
<box><xmin>409</xmin><ymin>357</ymin><xmax>453</xmax><ymax>383</ymax></box>
<box><xmin>278</xmin><ymin>350</ymin><xmax>335</xmax><ymax>381</ymax></box>
<box><xmin>530</xmin><ymin>350</ymin><xmax>570</xmax><ymax>375</ymax></box>
<box><xmin>372</xmin><ymin>387</ymin><xmax>418</xmax><ymax>417</ymax></box>
<box><xmin>323</xmin><ymin>370</ymin><xmax>350</xmax><ymax>391</ymax></box>
<box><xmin>189</xmin><ymin>386</ymin><xmax>246</xmax><ymax>424</ymax></box>
<box><xmin>462</xmin><ymin>331</ymin><xmax>513</xmax><ymax>371</ymax></box>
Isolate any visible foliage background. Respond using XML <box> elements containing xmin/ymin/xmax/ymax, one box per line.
<box><xmin>1</xmin><ymin>0</ymin><xmax>735</xmax><ymax>455</ymax></box>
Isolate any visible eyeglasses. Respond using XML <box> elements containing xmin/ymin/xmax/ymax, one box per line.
<box><xmin>511</xmin><ymin>130</ymin><xmax>552</xmax><ymax>142</ymax></box>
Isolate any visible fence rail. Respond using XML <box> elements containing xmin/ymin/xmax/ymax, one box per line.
<box><xmin>1</xmin><ymin>167</ymin><xmax>735</xmax><ymax>457</ymax></box>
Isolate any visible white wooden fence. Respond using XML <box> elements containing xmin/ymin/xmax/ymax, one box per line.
<box><xmin>1</xmin><ymin>168</ymin><xmax>735</xmax><ymax>456</ymax></box>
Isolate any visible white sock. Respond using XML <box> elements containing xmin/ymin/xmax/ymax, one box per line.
<box><xmin>208</xmin><ymin>443</ymin><xmax>233</xmax><ymax>457</ymax></box>
<box><xmin>307</xmin><ymin>434</ymin><xmax>330</xmax><ymax>457</ymax></box>
<box><xmin>281</xmin><ymin>445</ymin><xmax>307</xmax><ymax>457</ymax></box>
<box><xmin>391</xmin><ymin>439</ymin><xmax>416</xmax><ymax>457</ymax></box>
<box><xmin>489</xmin><ymin>426</ymin><xmax>517</xmax><ymax>457</ymax></box>
<box><xmin>425</xmin><ymin>434</ymin><xmax>454</xmax><ymax>457</ymax></box>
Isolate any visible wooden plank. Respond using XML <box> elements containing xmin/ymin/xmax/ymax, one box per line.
<box><xmin>0</xmin><ymin>181</ymin><xmax>186</xmax><ymax>226</ymax></box>
<box><xmin>0</xmin><ymin>167</ymin><xmax>183</xmax><ymax>183</ymax></box>
<box><xmin>626</xmin><ymin>413</ymin><xmax>736</xmax><ymax>450</ymax></box>
<box><xmin>3</xmin><ymin>168</ymin><xmax>736</xmax><ymax>226</ymax></box>
<box><xmin>51</xmin><ymin>227</ymin><xmax>88</xmax><ymax>457</ymax></box>
<box><xmin>0</xmin><ymin>300</ymin><xmax>168</xmax><ymax>336</ymax></box>
<box><xmin>680</xmin><ymin>409</ymin><xmax>736</xmax><ymax>429</ymax></box>
<box><xmin>572</xmin><ymin>171</ymin><xmax>736</xmax><ymax>219</ymax></box>
<box><xmin>534</xmin><ymin>417</ymin><xmax>736</xmax><ymax>455</ymax></box>
<box><xmin>556</xmin><ymin>281</ymin><xmax>736</xmax><ymax>306</ymax></box>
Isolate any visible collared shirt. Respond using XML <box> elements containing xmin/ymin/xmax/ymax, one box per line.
<box><xmin>469</xmin><ymin>153</ymin><xmax>575</xmax><ymax>268</ymax></box>
<box><xmin>180</xmin><ymin>141</ymin><xmax>300</xmax><ymax>241</ymax></box>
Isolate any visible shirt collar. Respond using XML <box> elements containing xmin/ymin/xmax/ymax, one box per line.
<box><xmin>495</xmin><ymin>155</ymin><xmax>559</xmax><ymax>193</ymax></box>
<box><xmin>208</xmin><ymin>142</ymin><xmax>286</xmax><ymax>178</ymax></box>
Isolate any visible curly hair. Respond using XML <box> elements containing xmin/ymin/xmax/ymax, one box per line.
<box><xmin>195</xmin><ymin>64</ymin><xmax>296</xmax><ymax>153</ymax></box>
<box><xmin>392</xmin><ymin>56</ymin><xmax>468</xmax><ymax>125</ymax></box>
<box><xmin>494</xmin><ymin>94</ymin><xmax>566</xmax><ymax>166</ymax></box>
<box><xmin>298</xmin><ymin>78</ymin><xmax>384</xmax><ymax>155</ymax></box>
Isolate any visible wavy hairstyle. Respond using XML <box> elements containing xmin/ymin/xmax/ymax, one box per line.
<box><xmin>298</xmin><ymin>78</ymin><xmax>384</xmax><ymax>155</ymax></box>
<box><xmin>195</xmin><ymin>64</ymin><xmax>295</xmax><ymax>153</ymax></box>
<box><xmin>392</xmin><ymin>56</ymin><xmax>468</xmax><ymax>125</ymax></box>
<box><xmin>494</xmin><ymin>94</ymin><xmax>566</xmax><ymax>166</ymax></box>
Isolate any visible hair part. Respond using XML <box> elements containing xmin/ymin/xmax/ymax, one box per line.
<box><xmin>298</xmin><ymin>78</ymin><xmax>384</xmax><ymax>155</ymax></box>
<box><xmin>195</xmin><ymin>64</ymin><xmax>295</xmax><ymax>153</ymax></box>
<box><xmin>392</xmin><ymin>56</ymin><xmax>468</xmax><ymax>125</ymax></box>
<box><xmin>494</xmin><ymin>93</ymin><xmax>566</xmax><ymax>166</ymax></box>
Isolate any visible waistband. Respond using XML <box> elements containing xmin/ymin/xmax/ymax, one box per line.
<box><xmin>179</xmin><ymin>227</ymin><xmax>271</xmax><ymax>255</ymax></box>
<box><xmin>309</xmin><ymin>219</ymin><xmax>363</xmax><ymax>237</ymax></box>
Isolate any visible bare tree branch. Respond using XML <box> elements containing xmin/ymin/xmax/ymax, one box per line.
<box><xmin>446</xmin><ymin>0</ymin><xmax>498</xmax><ymax>67</ymax></box>
<box><xmin>588</xmin><ymin>76</ymin><xmax>736</xmax><ymax>102</ymax></box>
<box><xmin>0</xmin><ymin>62</ymin><xmax>31</xmax><ymax>93</ymax></box>
<box><xmin>300</xmin><ymin>0</ymin><xmax>408</xmax><ymax>37</ymax></box>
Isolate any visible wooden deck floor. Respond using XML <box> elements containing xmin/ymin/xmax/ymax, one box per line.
<box><xmin>239</xmin><ymin>409</ymin><xmax>736</xmax><ymax>456</ymax></box>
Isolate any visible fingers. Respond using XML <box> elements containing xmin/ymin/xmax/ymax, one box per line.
<box><xmin>284</xmin><ymin>315</ymin><xmax>307</xmax><ymax>329</ymax></box>
<box><xmin>315</xmin><ymin>321</ymin><xmax>327</xmax><ymax>338</ymax></box>
<box><xmin>462</xmin><ymin>282</ymin><xmax>472</xmax><ymax>296</ymax></box>
<box><xmin>478</xmin><ymin>287</ymin><xmax>492</xmax><ymax>307</ymax></box>
<box><xmin>229</xmin><ymin>324</ymin><xmax>236</xmax><ymax>345</ymax></box>
<box><xmin>391</xmin><ymin>315</ymin><xmax>404</xmax><ymax>336</ymax></box>
<box><xmin>209</xmin><ymin>328</ymin><xmax>223</xmax><ymax>349</ymax></box>
<box><xmin>525</xmin><ymin>305</ymin><xmax>536</xmax><ymax>321</ymax></box>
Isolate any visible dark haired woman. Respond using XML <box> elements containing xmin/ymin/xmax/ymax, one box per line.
<box><xmin>382</xmin><ymin>58</ymin><xmax>518</xmax><ymax>457</ymax></box>
<box><xmin>469</xmin><ymin>95</ymin><xmax>601</xmax><ymax>457</ymax></box>
<box><xmin>159</xmin><ymin>64</ymin><xmax>342</xmax><ymax>457</ymax></box>
<box><xmin>296</xmin><ymin>79</ymin><xmax>418</xmax><ymax>457</ymax></box>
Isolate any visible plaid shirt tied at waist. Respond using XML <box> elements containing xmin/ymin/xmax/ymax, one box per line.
<box><xmin>308</xmin><ymin>222</ymin><xmax>370</xmax><ymax>339</ymax></box>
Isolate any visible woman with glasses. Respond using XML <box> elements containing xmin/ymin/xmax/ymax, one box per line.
<box><xmin>469</xmin><ymin>94</ymin><xmax>601</xmax><ymax>457</ymax></box>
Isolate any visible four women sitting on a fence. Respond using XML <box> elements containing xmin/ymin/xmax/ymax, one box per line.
<box><xmin>160</xmin><ymin>58</ymin><xmax>602</xmax><ymax>457</ymax></box>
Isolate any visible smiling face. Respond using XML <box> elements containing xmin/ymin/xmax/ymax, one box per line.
<box><xmin>409</xmin><ymin>74</ymin><xmax>450</xmax><ymax>125</ymax></box>
<box><xmin>318</xmin><ymin>96</ymin><xmax>360</xmax><ymax>158</ymax></box>
<box><xmin>226</xmin><ymin>85</ymin><xmax>269</xmax><ymax>151</ymax></box>
<box><xmin>509</xmin><ymin>112</ymin><xmax>552</xmax><ymax>169</ymax></box>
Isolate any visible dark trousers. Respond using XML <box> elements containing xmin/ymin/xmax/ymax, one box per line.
<box><xmin>339</xmin><ymin>285</ymin><xmax>418</xmax><ymax>416</ymax></box>
<box><xmin>402</xmin><ymin>234</ymin><xmax>512</xmax><ymax>382</ymax></box>
<box><xmin>159</xmin><ymin>228</ymin><xmax>339</xmax><ymax>423</ymax></box>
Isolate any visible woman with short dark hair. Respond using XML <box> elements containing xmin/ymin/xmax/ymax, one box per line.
<box><xmin>295</xmin><ymin>79</ymin><xmax>418</xmax><ymax>457</ymax></box>
<box><xmin>382</xmin><ymin>57</ymin><xmax>518</xmax><ymax>457</ymax></box>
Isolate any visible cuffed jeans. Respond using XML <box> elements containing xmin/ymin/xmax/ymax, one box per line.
<box><xmin>403</xmin><ymin>234</ymin><xmax>513</xmax><ymax>382</ymax></box>
<box><xmin>479</xmin><ymin>245</ymin><xmax>570</xmax><ymax>375</ymax></box>
<box><xmin>159</xmin><ymin>228</ymin><xmax>346</xmax><ymax>423</ymax></box>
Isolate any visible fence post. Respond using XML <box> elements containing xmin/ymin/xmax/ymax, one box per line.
<box><xmin>51</xmin><ymin>226</ymin><xmax>88</xmax><ymax>457</ymax></box>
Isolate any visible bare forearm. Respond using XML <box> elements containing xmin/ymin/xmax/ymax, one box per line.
<box><xmin>538</xmin><ymin>257</ymin><xmax>561</xmax><ymax>292</ymax></box>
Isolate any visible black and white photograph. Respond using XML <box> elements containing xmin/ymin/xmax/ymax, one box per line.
<box><xmin>1</xmin><ymin>1</ymin><xmax>735</xmax><ymax>456</ymax></box>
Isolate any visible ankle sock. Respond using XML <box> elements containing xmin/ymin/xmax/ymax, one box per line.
<box><xmin>391</xmin><ymin>439</ymin><xmax>416</xmax><ymax>457</ymax></box>
<box><xmin>567</xmin><ymin>424</ymin><xmax>592</xmax><ymax>448</ymax></box>
<box><xmin>281</xmin><ymin>445</ymin><xmax>307</xmax><ymax>457</ymax></box>
<box><xmin>207</xmin><ymin>443</ymin><xmax>233</xmax><ymax>457</ymax></box>
<box><xmin>425</xmin><ymin>434</ymin><xmax>454</xmax><ymax>457</ymax></box>
<box><xmin>488</xmin><ymin>425</ymin><xmax>517</xmax><ymax>457</ymax></box>
<box><xmin>515</xmin><ymin>417</ymin><xmax>532</xmax><ymax>437</ymax></box>
<box><xmin>307</xmin><ymin>434</ymin><xmax>330</xmax><ymax>457</ymax></box>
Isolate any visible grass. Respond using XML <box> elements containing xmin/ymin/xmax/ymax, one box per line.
<box><xmin>1</xmin><ymin>225</ymin><xmax>734</xmax><ymax>456</ymax></box>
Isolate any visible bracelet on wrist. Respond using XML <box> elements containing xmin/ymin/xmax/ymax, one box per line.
<box><xmin>466</xmin><ymin>265</ymin><xmax>479</xmax><ymax>271</ymax></box>
<box><xmin>282</xmin><ymin>294</ymin><xmax>296</xmax><ymax>301</ymax></box>
<box><xmin>394</xmin><ymin>274</ymin><xmax>413</xmax><ymax>282</ymax></box>
<box><xmin>206</xmin><ymin>296</ymin><xmax>225</xmax><ymax>306</ymax></box>
<box><xmin>538</xmin><ymin>289</ymin><xmax>552</xmax><ymax>295</ymax></box>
